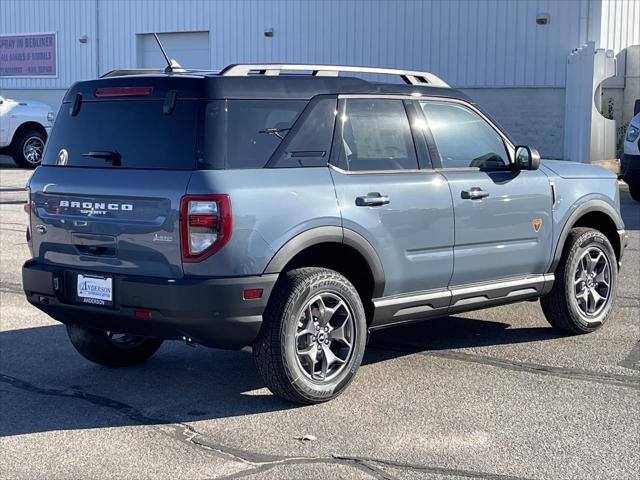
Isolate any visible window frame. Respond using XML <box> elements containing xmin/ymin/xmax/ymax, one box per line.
<box><xmin>265</xmin><ymin>94</ymin><xmax>338</xmax><ymax>168</ymax></box>
<box><xmin>328</xmin><ymin>95</ymin><xmax>427</xmax><ymax>174</ymax></box>
<box><xmin>415</xmin><ymin>98</ymin><xmax>515</xmax><ymax>171</ymax></box>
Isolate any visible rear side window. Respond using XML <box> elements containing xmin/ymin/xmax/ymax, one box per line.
<box><xmin>204</xmin><ymin>100</ymin><xmax>307</xmax><ymax>169</ymax></box>
<box><xmin>43</xmin><ymin>100</ymin><xmax>198</xmax><ymax>169</ymax></box>
<box><xmin>333</xmin><ymin>99</ymin><xmax>418</xmax><ymax>171</ymax></box>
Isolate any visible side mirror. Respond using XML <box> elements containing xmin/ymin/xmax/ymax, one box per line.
<box><xmin>514</xmin><ymin>145</ymin><xmax>540</xmax><ymax>171</ymax></box>
<box><xmin>634</xmin><ymin>99</ymin><xmax>640</xmax><ymax>116</ymax></box>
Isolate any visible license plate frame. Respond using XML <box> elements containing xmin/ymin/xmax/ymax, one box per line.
<box><xmin>76</xmin><ymin>274</ymin><xmax>114</xmax><ymax>307</ymax></box>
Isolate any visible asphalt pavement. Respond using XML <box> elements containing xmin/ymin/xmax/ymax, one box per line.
<box><xmin>0</xmin><ymin>155</ymin><xmax>638</xmax><ymax>479</ymax></box>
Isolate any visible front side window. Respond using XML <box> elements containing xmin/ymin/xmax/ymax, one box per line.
<box><xmin>334</xmin><ymin>99</ymin><xmax>418</xmax><ymax>171</ymax></box>
<box><xmin>420</xmin><ymin>101</ymin><xmax>509</xmax><ymax>169</ymax></box>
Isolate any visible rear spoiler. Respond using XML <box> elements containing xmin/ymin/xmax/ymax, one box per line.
<box><xmin>101</xmin><ymin>68</ymin><xmax>218</xmax><ymax>78</ymax></box>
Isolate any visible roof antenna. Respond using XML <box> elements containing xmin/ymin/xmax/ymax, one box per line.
<box><xmin>153</xmin><ymin>33</ymin><xmax>183</xmax><ymax>73</ymax></box>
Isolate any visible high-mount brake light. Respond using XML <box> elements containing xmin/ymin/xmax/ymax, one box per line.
<box><xmin>180</xmin><ymin>194</ymin><xmax>232</xmax><ymax>262</ymax></box>
<box><xmin>95</xmin><ymin>86</ymin><xmax>153</xmax><ymax>97</ymax></box>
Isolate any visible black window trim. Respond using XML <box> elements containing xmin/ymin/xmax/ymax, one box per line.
<box><xmin>329</xmin><ymin>95</ymin><xmax>424</xmax><ymax>174</ymax></box>
<box><xmin>265</xmin><ymin>94</ymin><xmax>338</xmax><ymax>168</ymax></box>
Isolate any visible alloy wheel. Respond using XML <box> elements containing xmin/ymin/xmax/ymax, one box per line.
<box><xmin>22</xmin><ymin>136</ymin><xmax>44</xmax><ymax>165</ymax></box>
<box><xmin>295</xmin><ymin>292</ymin><xmax>355</xmax><ymax>382</ymax></box>
<box><xmin>574</xmin><ymin>246</ymin><xmax>611</xmax><ymax>318</ymax></box>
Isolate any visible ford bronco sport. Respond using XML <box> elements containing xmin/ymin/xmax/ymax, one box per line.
<box><xmin>22</xmin><ymin>64</ymin><xmax>627</xmax><ymax>404</ymax></box>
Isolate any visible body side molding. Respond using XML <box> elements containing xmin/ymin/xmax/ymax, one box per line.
<box><xmin>371</xmin><ymin>274</ymin><xmax>554</xmax><ymax>330</ymax></box>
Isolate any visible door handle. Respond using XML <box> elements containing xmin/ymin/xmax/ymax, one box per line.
<box><xmin>356</xmin><ymin>192</ymin><xmax>390</xmax><ymax>207</ymax></box>
<box><xmin>461</xmin><ymin>187</ymin><xmax>490</xmax><ymax>200</ymax></box>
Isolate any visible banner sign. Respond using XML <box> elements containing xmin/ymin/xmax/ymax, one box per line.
<box><xmin>0</xmin><ymin>33</ymin><xmax>57</xmax><ymax>77</ymax></box>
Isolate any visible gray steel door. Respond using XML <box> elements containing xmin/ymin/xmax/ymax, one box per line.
<box><xmin>443</xmin><ymin>169</ymin><xmax>553</xmax><ymax>285</ymax></box>
<box><xmin>330</xmin><ymin>97</ymin><xmax>454</xmax><ymax>297</ymax></box>
<box><xmin>419</xmin><ymin>99</ymin><xmax>553</xmax><ymax>286</ymax></box>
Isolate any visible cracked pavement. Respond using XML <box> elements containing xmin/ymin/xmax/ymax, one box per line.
<box><xmin>1</xmin><ymin>156</ymin><xmax>639</xmax><ymax>479</ymax></box>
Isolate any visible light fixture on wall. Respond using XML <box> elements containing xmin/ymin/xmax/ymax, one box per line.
<box><xmin>264</xmin><ymin>28</ymin><xmax>274</xmax><ymax>38</ymax></box>
<box><xmin>79</xmin><ymin>34</ymin><xmax>88</xmax><ymax>43</ymax></box>
<box><xmin>536</xmin><ymin>13</ymin><xmax>550</xmax><ymax>25</ymax></box>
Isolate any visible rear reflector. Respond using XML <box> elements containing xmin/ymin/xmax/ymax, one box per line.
<box><xmin>243</xmin><ymin>288</ymin><xmax>264</xmax><ymax>300</ymax></box>
<box><xmin>134</xmin><ymin>310</ymin><xmax>152</xmax><ymax>320</ymax></box>
<box><xmin>95</xmin><ymin>86</ymin><xmax>153</xmax><ymax>97</ymax></box>
<box><xmin>189</xmin><ymin>214</ymin><xmax>218</xmax><ymax>228</ymax></box>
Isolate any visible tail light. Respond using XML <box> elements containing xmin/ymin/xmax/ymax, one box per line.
<box><xmin>24</xmin><ymin>187</ymin><xmax>32</xmax><ymax>249</ymax></box>
<box><xmin>180</xmin><ymin>194</ymin><xmax>231</xmax><ymax>262</ymax></box>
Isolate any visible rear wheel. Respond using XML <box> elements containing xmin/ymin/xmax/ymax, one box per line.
<box><xmin>11</xmin><ymin>129</ymin><xmax>46</xmax><ymax>169</ymax></box>
<box><xmin>253</xmin><ymin>267</ymin><xmax>367</xmax><ymax>404</ymax></box>
<box><xmin>541</xmin><ymin>227</ymin><xmax>617</xmax><ymax>334</ymax></box>
<box><xmin>66</xmin><ymin>324</ymin><xmax>163</xmax><ymax>367</ymax></box>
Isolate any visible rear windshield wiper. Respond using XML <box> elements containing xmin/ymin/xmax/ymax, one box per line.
<box><xmin>259</xmin><ymin>127</ymin><xmax>290</xmax><ymax>140</ymax></box>
<box><xmin>81</xmin><ymin>151</ymin><xmax>122</xmax><ymax>166</ymax></box>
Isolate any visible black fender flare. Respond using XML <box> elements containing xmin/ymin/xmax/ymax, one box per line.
<box><xmin>548</xmin><ymin>199</ymin><xmax>624</xmax><ymax>273</ymax></box>
<box><xmin>264</xmin><ymin>226</ymin><xmax>385</xmax><ymax>298</ymax></box>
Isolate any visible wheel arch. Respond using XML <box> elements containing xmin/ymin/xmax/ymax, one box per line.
<box><xmin>264</xmin><ymin>227</ymin><xmax>385</xmax><ymax>320</ymax></box>
<box><xmin>549</xmin><ymin>199</ymin><xmax>624</xmax><ymax>272</ymax></box>
<box><xmin>11</xmin><ymin>121</ymin><xmax>48</xmax><ymax>144</ymax></box>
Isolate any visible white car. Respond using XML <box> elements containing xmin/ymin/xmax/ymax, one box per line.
<box><xmin>621</xmin><ymin>101</ymin><xmax>640</xmax><ymax>202</ymax></box>
<box><xmin>0</xmin><ymin>95</ymin><xmax>54</xmax><ymax>168</ymax></box>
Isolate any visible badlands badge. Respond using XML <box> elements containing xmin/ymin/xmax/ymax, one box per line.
<box><xmin>532</xmin><ymin>218</ymin><xmax>542</xmax><ymax>232</ymax></box>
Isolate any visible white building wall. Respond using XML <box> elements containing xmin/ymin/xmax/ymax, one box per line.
<box><xmin>2</xmin><ymin>0</ymin><xmax>602</xmax><ymax>91</ymax></box>
<box><xmin>599</xmin><ymin>0</ymin><xmax>640</xmax><ymax>54</ymax></box>
<box><xmin>94</xmin><ymin>0</ymin><xmax>598</xmax><ymax>88</ymax></box>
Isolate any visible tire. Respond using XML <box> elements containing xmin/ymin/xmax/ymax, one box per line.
<box><xmin>541</xmin><ymin>227</ymin><xmax>617</xmax><ymax>334</ymax></box>
<box><xmin>66</xmin><ymin>324</ymin><xmax>163</xmax><ymax>367</ymax></box>
<box><xmin>11</xmin><ymin>129</ymin><xmax>46</xmax><ymax>168</ymax></box>
<box><xmin>253</xmin><ymin>267</ymin><xmax>367</xmax><ymax>404</ymax></box>
<box><xmin>628</xmin><ymin>182</ymin><xmax>640</xmax><ymax>202</ymax></box>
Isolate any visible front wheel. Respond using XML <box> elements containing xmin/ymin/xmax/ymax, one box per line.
<box><xmin>253</xmin><ymin>267</ymin><xmax>367</xmax><ymax>404</ymax></box>
<box><xmin>541</xmin><ymin>227</ymin><xmax>617</xmax><ymax>334</ymax></box>
<box><xmin>11</xmin><ymin>129</ymin><xmax>46</xmax><ymax>169</ymax></box>
<box><xmin>66</xmin><ymin>325</ymin><xmax>163</xmax><ymax>367</ymax></box>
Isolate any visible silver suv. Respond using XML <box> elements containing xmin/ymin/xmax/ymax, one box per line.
<box><xmin>22</xmin><ymin>64</ymin><xmax>626</xmax><ymax>403</ymax></box>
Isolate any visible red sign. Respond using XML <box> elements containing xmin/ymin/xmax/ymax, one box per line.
<box><xmin>0</xmin><ymin>33</ymin><xmax>57</xmax><ymax>77</ymax></box>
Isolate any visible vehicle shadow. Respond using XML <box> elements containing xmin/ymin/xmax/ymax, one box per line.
<box><xmin>365</xmin><ymin>315</ymin><xmax>563</xmax><ymax>362</ymax></box>
<box><xmin>0</xmin><ymin>316</ymin><xmax>562</xmax><ymax>438</ymax></box>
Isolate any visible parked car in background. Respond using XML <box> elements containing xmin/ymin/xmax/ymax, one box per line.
<box><xmin>621</xmin><ymin>100</ymin><xmax>640</xmax><ymax>202</ymax></box>
<box><xmin>22</xmin><ymin>64</ymin><xmax>627</xmax><ymax>404</ymax></box>
<box><xmin>0</xmin><ymin>95</ymin><xmax>54</xmax><ymax>168</ymax></box>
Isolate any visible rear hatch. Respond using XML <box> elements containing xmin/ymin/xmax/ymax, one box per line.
<box><xmin>28</xmin><ymin>76</ymin><xmax>204</xmax><ymax>278</ymax></box>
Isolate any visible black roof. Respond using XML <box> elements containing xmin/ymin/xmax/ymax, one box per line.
<box><xmin>65</xmin><ymin>70</ymin><xmax>472</xmax><ymax>103</ymax></box>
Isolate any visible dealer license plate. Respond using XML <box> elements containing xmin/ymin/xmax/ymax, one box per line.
<box><xmin>77</xmin><ymin>274</ymin><xmax>113</xmax><ymax>306</ymax></box>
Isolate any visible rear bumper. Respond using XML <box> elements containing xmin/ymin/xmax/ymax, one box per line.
<box><xmin>22</xmin><ymin>260</ymin><xmax>277</xmax><ymax>349</ymax></box>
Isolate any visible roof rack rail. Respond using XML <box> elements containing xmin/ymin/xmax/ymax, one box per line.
<box><xmin>219</xmin><ymin>63</ymin><xmax>449</xmax><ymax>88</ymax></box>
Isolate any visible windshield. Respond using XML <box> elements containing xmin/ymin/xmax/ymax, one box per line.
<box><xmin>43</xmin><ymin>99</ymin><xmax>199</xmax><ymax>169</ymax></box>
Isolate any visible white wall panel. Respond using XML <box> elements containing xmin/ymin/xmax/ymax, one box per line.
<box><xmin>90</xmin><ymin>0</ymin><xmax>598</xmax><ymax>88</ymax></box>
<box><xmin>3</xmin><ymin>0</ymin><xmax>636</xmax><ymax>92</ymax></box>
<box><xmin>600</xmin><ymin>0</ymin><xmax>640</xmax><ymax>53</ymax></box>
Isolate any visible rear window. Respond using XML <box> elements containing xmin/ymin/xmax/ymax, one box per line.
<box><xmin>203</xmin><ymin>100</ymin><xmax>307</xmax><ymax>169</ymax></box>
<box><xmin>43</xmin><ymin>99</ymin><xmax>198</xmax><ymax>169</ymax></box>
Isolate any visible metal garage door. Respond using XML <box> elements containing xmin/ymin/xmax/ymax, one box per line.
<box><xmin>137</xmin><ymin>31</ymin><xmax>210</xmax><ymax>69</ymax></box>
